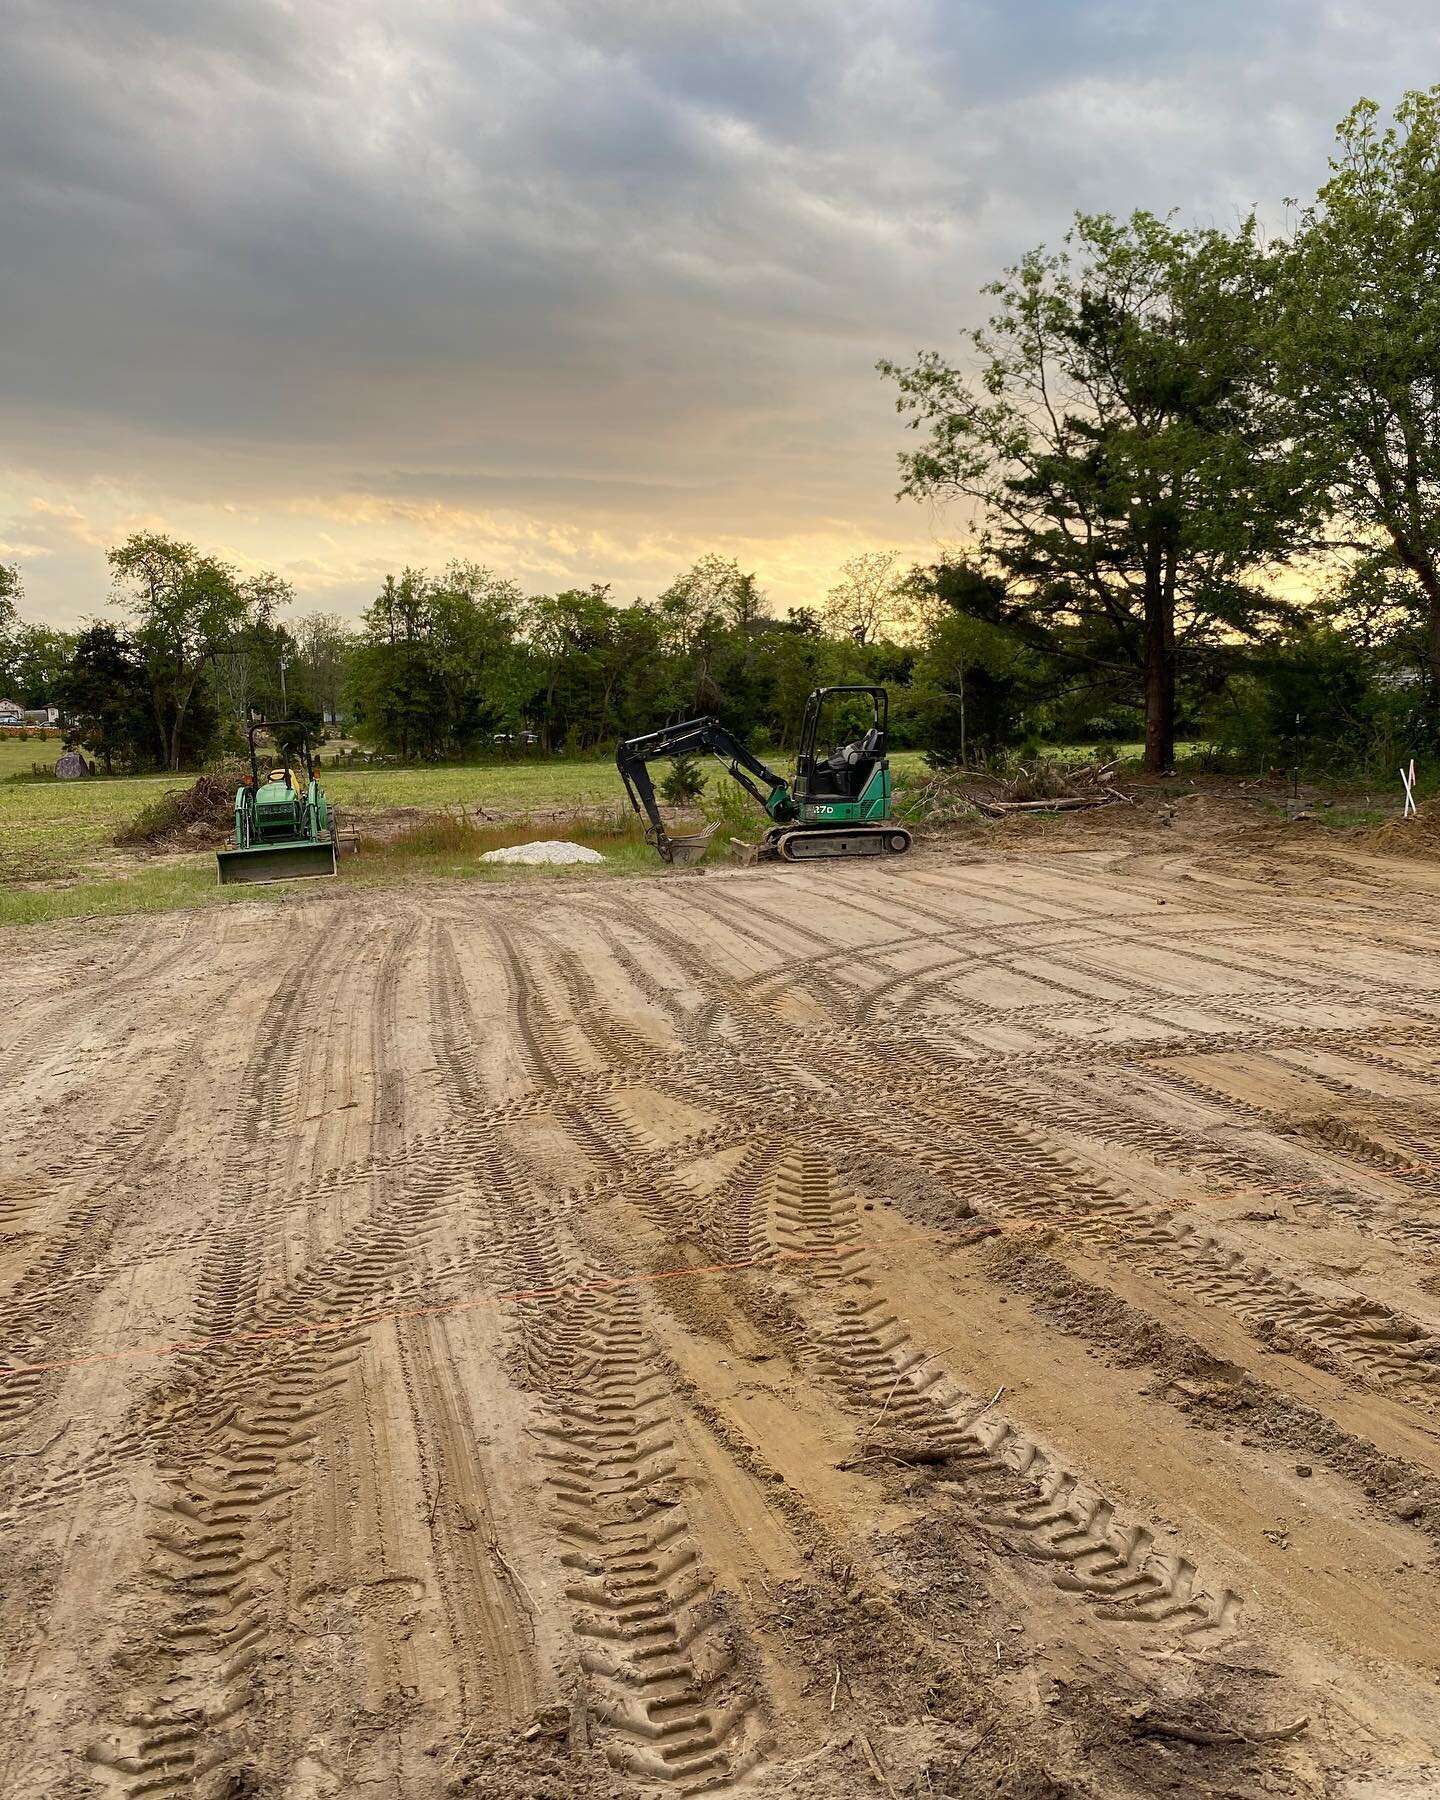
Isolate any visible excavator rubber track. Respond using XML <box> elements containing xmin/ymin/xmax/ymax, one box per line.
<box><xmin>771</xmin><ymin>825</ymin><xmax>912</xmax><ymax>861</ymax></box>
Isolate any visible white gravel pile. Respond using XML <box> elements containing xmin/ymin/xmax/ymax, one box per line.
<box><xmin>479</xmin><ymin>839</ymin><xmax>606</xmax><ymax>866</ymax></box>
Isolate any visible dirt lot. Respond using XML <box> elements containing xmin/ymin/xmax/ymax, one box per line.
<box><xmin>4</xmin><ymin>826</ymin><xmax>1440</xmax><ymax>1798</ymax></box>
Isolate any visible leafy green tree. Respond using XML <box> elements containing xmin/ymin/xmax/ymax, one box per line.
<box><xmin>881</xmin><ymin>211</ymin><xmax>1303</xmax><ymax>770</ymax></box>
<box><xmin>348</xmin><ymin>569</ymin><xmax>441</xmax><ymax>758</ymax></box>
<box><xmin>53</xmin><ymin>624</ymin><xmax>153</xmax><ymax>772</ymax></box>
<box><xmin>0</xmin><ymin>565</ymin><xmax>75</xmax><ymax>706</ymax></box>
<box><xmin>108</xmin><ymin>532</ymin><xmax>288</xmax><ymax>768</ymax></box>
<box><xmin>659</xmin><ymin>753</ymin><xmax>706</xmax><ymax>805</ymax></box>
<box><xmin>428</xmin><ymin>561</ymin><xmax>528</xmax><ymax>751</ymax></box>
<box><xmin>347</xmin><ymin>563</ymin><xmax>528</xmax><ymax>757</ymax></box>
<box><xmin>211</xmin><ymin>619</ymin><xmax>310</xmax><ymax>734</ymax></box>
<box><xmin>1274</xmin><ymin>88</ymin><xmax>1440</xmax><ymax>729</ymax></box>
<box><xmin>659</xmin><ymin>554</ymin><xmax>766</xmax><ymax>635</ymax></box>
<box><xmin>901</xmin><ymin>561</ymin><xmax>1046</xmax><ymax>764</ymax></box>
<box><xmin>4</xmin><ymin>622</ymin><xmax>74</xmax><ymax>707</ymax></box>
<box><xmin>594</xmin><ymin>603</ymin><xmax>669</xmax><ymax>743</ymax></box>
<box><xmin>525</xmin><ymin>586</ymin><xmax>616</xmax><ymax>751</ymax></box>
<box><xmin>0</xmin><ymin>563</ymin><xmax>21</xmax><ymax>685</ymax></box>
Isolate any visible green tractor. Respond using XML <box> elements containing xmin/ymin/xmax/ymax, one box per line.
<box><xmin>217</xmin><ymin>720</ymin><xmax>340</xmax><ymax>885</ymax></box>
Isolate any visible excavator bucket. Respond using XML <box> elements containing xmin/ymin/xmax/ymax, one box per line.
<box><xmin>216</xmin><ymin>840</ymin><xmax>338</xmax><ymax>885</ymax></box>
<box><xmin>664</xmin><ymin>825</ymin><xmax>717</xmax><ymax>867</ymax></box>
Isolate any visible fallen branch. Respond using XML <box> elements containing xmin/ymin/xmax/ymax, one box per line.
<box><xmin>855</xmin><ymin>1730</ymin><xmax>898</xmax><ymax>1798</ymax></box>
<box><xmin>870</xmin><ymin>1350</ymin><xmax>941</xmax><ymax>1434</ymax></box>
<box><xmin>958</xmin><ymin>1385</ymin><xmax>1005</xmax><ymax>1431</ymax></box>
<box><xmin>488</xmin><ymin>1534</ymin><xmax>539</xmax><ymax>1615</ymax></box>
<box><xmin>976</xmin><ymin>795</ymin><xmax>1119</xmax><ymax>817</ymax></box>
<box><xmin>1134</xmin><ymin>1712</ymin><xmax>1309</xmax><ymax>1748</ymax></box>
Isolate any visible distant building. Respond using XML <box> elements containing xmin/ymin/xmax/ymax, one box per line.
<box><xmin>0</xmin><ymin>698</ymin><xmax>25</xmax><ymax>725</ymax></box>
<box><xmin>24</xmin><ymin>707</ymin><xmax>58</xmax><ymax>727</ymax></box>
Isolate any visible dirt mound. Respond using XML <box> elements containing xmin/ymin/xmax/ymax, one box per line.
<box><xmin>1357</xmin><ymin>798</ymin><xmax>1440</xmax><ymax>859</ymax></box>
<box><xmin>114</xmin><ymin>765</ymin><xmax>245</xmax><ymax>848</ymax></box>
<box><xmin>480</xmin><ymin>839</ymin><xmax>607</xmax><ymax>865</ymax></box>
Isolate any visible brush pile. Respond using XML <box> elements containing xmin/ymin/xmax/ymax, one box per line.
<box><xmin>976</xmin><ymin>755</ymin><xmax>1127</xmax><ymax>815</ymax></box>
<box><xmin>902</xmin><ymin>756</ymin><xmax>1127</xmax><ymax>825</ymax></box>
<box><xmin>116</xmin><ymin>765</ymin><xmax>246</xmax><ymax>847</ymax></box>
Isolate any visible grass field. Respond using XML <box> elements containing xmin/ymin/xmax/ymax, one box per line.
<box><xmin>0</xmin><ymin>751</ymin><xmax>932</xmax><ymax>925</ymax></box>
<box><xmin>5</xmin><ymin>739</ymin><xmax>1411</xmax><ymax>928</ymax></box>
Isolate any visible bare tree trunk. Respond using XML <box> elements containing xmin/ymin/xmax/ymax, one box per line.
<box><xmin>1143</xmin><ymin>570</ymin><xmax>1175</xmax><ymax>774</ymax></box>
<box><xmin>168</xmin><ymin>701</ymin><xmax>187</xmax><ymax>772</ymax></box>
<box><xmin>1422</xmin><ymin>565</ymin><xmax>1440</xmax><ymax>730</ymax></box>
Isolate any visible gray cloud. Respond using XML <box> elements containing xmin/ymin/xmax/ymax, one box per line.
<box><xmin>4</xmin><ymin>0</ymin><xmax>1440</xmax><ymax>619</ymax></box>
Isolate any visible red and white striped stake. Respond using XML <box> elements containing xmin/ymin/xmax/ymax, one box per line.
<box><xmin>1401</xmin><ymin>758</ymin><xmax>1418</xmax><ymax>818</ymax></box>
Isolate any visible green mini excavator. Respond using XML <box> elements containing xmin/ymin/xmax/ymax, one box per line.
<box><xmin>617</xmin><ymin>684</ymin><xmax>913</xmax><ymax>864</ymax></box>
<box><xmin>217</xmin><ymin>719</ymin><xmax>339</xmax><ymax>885</ymax></box>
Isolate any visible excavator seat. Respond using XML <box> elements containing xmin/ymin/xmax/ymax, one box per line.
<box><xmin>808</xmin><ymin>729</ymin><xmax>884</xmax><ymax>800</ymax></box>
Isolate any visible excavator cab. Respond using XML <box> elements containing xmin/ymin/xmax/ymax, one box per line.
<box><xmin>792</xmin><ymin>687</ymin><xmax>891</xmax><ymax>818</ymax></box>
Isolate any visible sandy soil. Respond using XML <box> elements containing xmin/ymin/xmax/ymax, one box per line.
<box><xmin>4</xmin><ymin>828</ymin><xmax>1440</xmax><ymax>1798</ymax></box>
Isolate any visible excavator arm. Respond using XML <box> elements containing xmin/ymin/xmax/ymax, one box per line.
<box><xmin>616</xmin><ymin>716</ymin><xmax>797</xmax><ymax>862</ymax></box>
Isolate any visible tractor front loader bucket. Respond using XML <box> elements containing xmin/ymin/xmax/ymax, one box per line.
<box><xmin>216</xmin><ymin>840</ymin><xmax>338</xmax><ymax>885</ymax></box>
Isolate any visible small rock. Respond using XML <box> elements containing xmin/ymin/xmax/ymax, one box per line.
<box><xmin>1394</xmin><ymin>1498</ymin><xmax>1425</xmax><ymax>1522</ymax></box>
<box><xmin>1295</xmin><ymin>1464</ymin><xmax>1313</xmax><ymax>1478</ymax></box>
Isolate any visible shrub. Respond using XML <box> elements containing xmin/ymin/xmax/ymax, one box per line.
<box><xmin>659</xmin><ymin>754</ymin><xmax>706</xmax><ymax>805</ymax></box>
<box><xmin>700</xmin><ymin>777</ymin><xmax>764</xmax><ymax>834</ymax></box>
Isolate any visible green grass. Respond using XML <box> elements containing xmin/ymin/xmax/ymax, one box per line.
<box><xmin>0</xmin><ymin>827</ymin><xmax>672</xmax><ymax>927</ymax></box>
<box><xmin>0</xmin><ymin>770</ymin><xmax>183</xmax><ymax>881</ymax></box>
<box><xmin>0</xmin><ymin>737</ymin><xmax>66</xmax><ymax>779</ymax></box>
<box><xmin>0</xmin><ymin>748</ymin><xmax>933</xmax><ymax>925</ymax></box>
<box><xmin>0</xmin><ymin>860</ymin><xmax>254</xmax><ymax>925</ymax></box>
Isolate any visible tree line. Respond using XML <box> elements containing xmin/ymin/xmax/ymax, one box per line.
<box><xmin>880</xmin><ymin>89</ymin><xmax>1440</xmax><ymax>775</ymax></box>
<box><xmin>5</xmin><ymin>89</ymin><xmax>1440</xmax><ymax>780</ymax></box>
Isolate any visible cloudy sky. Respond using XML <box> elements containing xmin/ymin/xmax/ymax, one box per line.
<box><xmin>3</xmin><ymin>1</ymin><xmax>1436</xmax><ymax>627</ymax></box>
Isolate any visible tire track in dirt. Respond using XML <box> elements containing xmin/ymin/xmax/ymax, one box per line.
<box><xmin>0</xmin><ymin>956</ymin><xmax>264</xmax><ymax>1442</ymax></box>
<box><xmin>78</xmin><ymin>920</ymin><xmax>389</xmax><ymax>1796</ymax></box>
<box><xmin>762</xmin><ymin>1145</ymin><xmax>1242</xmax><ymax>1637</ymax></box>
<box><xmin>580</xmin><ymin>911</ymin><xmax>1426</xmax><ymax>1412</ymax></box>
<box><xmin>572</xmin><ymin>900</ymin><xmax>1440</xmax><ymax>1670</ymax></box>
<box><xmin>508</xmin><ymin>914</ymin><xmax>1250</xmax><ymax>1651</ymax></box>
<box><xmin>422</xmin><ymin>917</ymin><xmax>776</xmax><ymax>1788</ymax></box>
<box><xmin>11</xmin><ymin>856</ymin><xmax>1440</xmax><ymax>1796</ymax></box>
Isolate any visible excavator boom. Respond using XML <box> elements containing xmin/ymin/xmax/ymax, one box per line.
<box><xmin>615</xmin><ymin>717</ymin><xmax>796</xmax><ymax>863</ymax></box>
